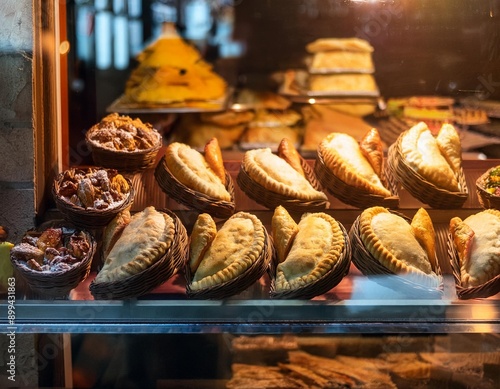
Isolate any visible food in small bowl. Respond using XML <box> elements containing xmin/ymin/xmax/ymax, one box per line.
<box><xmin>86</xmin><ymin>113</ymin><xmax>162</xmax><ymax>171</ymax></box>
<box><xmin>10</xmin><ymin>224</ymin><xmax>96</xmax><ymax>297</ymax></box>
<box><xmin>53</xmin><ymin>167</ymin><xmax>134</xmax><ymax>229</ymax></box>
<box><xmin>56</xmin><ymin>167</ymin><xmax>130</xmax><ymax>210</ymax></box>
<box><xmin>476</xmin><ymin>165</ymin><xmax>500</xmax><ymax>209</ymax></box>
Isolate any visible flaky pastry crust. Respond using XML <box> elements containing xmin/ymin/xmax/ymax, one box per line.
<box><xmin>359</xmin><ymin>207</ymin><xmax>440</xmax><ymax>287</ymax></box>
<box><xmin>319</xmin><ymin>132</ymin><xmax>391</xmax><ymax>197</ymax></box>
<box><xmin>243</xmin><ymin>148</ymin><xmax>327</xmax><ymax>201</ymax></box>
<box><xmin>165</xmin><ymin>142</ymin><xmax>231</xmax><ymax>201</ymax></box>
<box><xmin>190</xmin><ymin>212</ymin><xmax>266</xmax><ymax>290</ymax></box>
<box><xmin>400</xmin><ymin>122</ymin><xmax>459</xmax><ymax>192</ymax></box>
<box><xmin>275</xmin><ymin>212</ymin><xmax>345</xmax><ymax>290</ymax></box>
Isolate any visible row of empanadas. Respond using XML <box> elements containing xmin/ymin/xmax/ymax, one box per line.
<box><xmin>164</xmin><ymin>139</ymin><xmax>231</xmax><ymax>201</ymax></box>
<box><xmin>94</xmin><ymin>206</ymin><xmax>175</xmax><ymax>283</ymax></box>
<box><xmin>319</xmin><ymin>129</ymin><xmax>391</xmax><ymax>197</ymax></box>
<box><xmin>272</xmin><ymin>206</ymin><xmax>345</xmax><ymax>291</ymax></box>
<box><xmin>188</xmin><ymin>212</ymin><xmax>266</xmax><ymax>291</ymax></box>
<box><xmin>400</xmin><ymin>121</ymin><xmax>462</xmax><ymax>192</ymax></box>
<box><xmin>450</xmin><ymin>210</ymin><xmax>500</xmax><ymax>288</ymax></box>
<box><xmin>358</xmin><ymin>207</ymin><xmax>440</xmax><ymax>287</ymax></box>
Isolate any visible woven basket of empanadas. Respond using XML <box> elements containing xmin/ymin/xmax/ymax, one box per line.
<box><xmin>476</xmin><ymin>165</ymin><xmax>500</xmax><ymax>210</ymax></box>
<box><xmin>349</xmin><ymin>207</ymin><xmax>443</xmax><ymax>297</ymax></box>
<box><xmin>448</xmin><ymin>210</ymin><xmax>500</xmax><ymax>299</ymax></box>
<box><xmin>269</xmin><ymin>206</ymin><xmax>350</xmax><ymax>299</ymax></box>
<box><xmin>314</xmin><ymin>129</ymin><xmax>399</xmax><ymax>209</ymax></box>
<box><xmin>185</xmin><ymin>211</ymin><xmax>273</xmax><ymax>299</ymax></box>
<box><xmin>10</xmin><ymin>221</ymin><xmax>96</xmax><ymax>298</ymax></box>
<box><xmin>85</xmin><ymin>113</ymin><xmax>163</xmax><ymax>173</ymax></box>
<box><xmin>154</xmin><ymin>138</ymin><xmax>236</xmax><ymax>219</ymax></box>
<box><xmin>89</xmin><ymin>207</ymin><xmax>188</xmax><ymax>300</ymax></box>
<box><xmin>387</xmin><ymin>121</ymin><xmax>468</xmax><ymax>209</ymax></box>
<box><xmin>237</xmin><ymin>139</ymin><xmax>328</xmax><ymax>213</ymax></box>
<box><xmin>52</xmin><ymin>167</ymin><xmax>134</xmax><ymax>230</ymax></box>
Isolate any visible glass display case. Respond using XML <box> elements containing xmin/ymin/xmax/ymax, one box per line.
<box><xmin>1</xmin><ymin>0</ymin><xmax>500</xmax><ymax>387</ymax></box>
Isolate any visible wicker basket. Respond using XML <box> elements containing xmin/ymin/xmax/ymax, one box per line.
<box><xmin>89</xmin><ymin>209</ymin><xmax>188</xmax><ymax>300</ymax></box>
<box><xmin>387</xmin><ymin>134</ymin><xmax>468</xmax><ymax>209</ymax></box>
<box><xmin>237</xmin><ymin>165</ymin><xmax>329</xmax><ymax>213</ymax></box>
<box><xmin>185</xmin><ymin>229</ymin><xmax>273</xmax><ymax>299</ymax></box>
<box><xmin>314</xmin><ymin>148</ymin><xmax>399</xmax><ymax>209</ymax></box>
<box><xmin>447</xmin><ymin>233</ymin><xmax>500</xmax><ymax>299</ymax></box>
<box><xmin>86</xmin><ymin>130</ymin><xmax>162</xmax><ymax>173</ymax></box>
<box><xmin>52</xmin><ymin>168</ymin><xmax>134</xmax><ymax>230</ymax></box>
<box><xmin>349</xmin><ymin>214</ymin><xmax>443</xmax><ymax>298</ymax></box>
<box><xmin>476</xmin><ymin>166</ymin><xmax>500</xmax><ymax>210</ymax></box>
<box><xmin>269</xmin><ymin>223</ymin><xmax>351</xmax><ymax>299</ymax></box>
<box><xmin>10</xmin><ymin>221</ymin><xmax>96</xmax><ymax>299</ymax></box>
<box><xmin>154</xmin><ymin>156</ymin><xmax>236</xmax><ymax>219</ymax></box>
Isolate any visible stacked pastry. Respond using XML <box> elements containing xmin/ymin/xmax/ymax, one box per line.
<box><xmin>239</xmin><ymin>109</ymin><xmax>303</xmax><ymax>150</ymax></box>
<box><xmin>306</xmin><ymin>37</ymin><xmax>378</xmax><ymax>96</ymax></box>
<box><xmin>125</xmin><ymin>26</ymin><xmax>227</xmax><ymax>104</ymax></box>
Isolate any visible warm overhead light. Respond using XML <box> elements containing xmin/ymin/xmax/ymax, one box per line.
<box><xmin>59</xmin><ymin>40</ymin><xmax>70</xmax><ymax>55</ymax></box>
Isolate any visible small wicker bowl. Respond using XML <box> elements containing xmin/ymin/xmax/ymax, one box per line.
<box><xmin>447</xmin><ymin>233</ymin><xmax>500</xmax><ymax>299</ymax></box>
<box><xmin>269</xmin><ymin>223</ymin><xmax>351</xmax><ymax>299</ymax></box>
<box><xmin>387</xmin><ymin>134</ymin><xmax>468</xmax><ymax>209</ymax></box>
<box><xmin>237</xmin><ymin>156</ymin><xmax>329</xmax><ymax>213</ymax></box>
<box><xmin>314</xmin><ymin>148</ymin><xmax>399</xmax><ymax>209</ymax></box>
<box><xmin>154</xmin><ymin>156</ymin><xmax>236</xmax><ymax>219</ymax></box>
<box><xmin>185</xmin><ymin>229</ymin><xmax>273</xmax><ymax>299</ymax></box>
<box><xmin>349</xmin><ymin>213</ymin><xmax>443</xmax><ymax>298</ymax></box>
<box><xmin>476</xmin><ymin>166</ymin><xmax>500</xmax><ymax>210</ymax></box>
<box><xmin>52</xmin><ymin>167</ymin><xmax>134</xmax><ymax>231</ymax></box>
<box><xmin>10</xmin><ymin>221</ymin><xmax>96</xmax><ymax>299</ymax></box>
<box><xmin>86</xmin><ymin>128</ymin><xmax>162</xmax><ymax>173</ymax></box>
<box><xmin>89</xmin><ymin>209</ymin><xmax>188</xmax><ymax>300</ymax></box>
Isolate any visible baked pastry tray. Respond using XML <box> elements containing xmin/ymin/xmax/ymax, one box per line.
<box><xmin>106</xmin><ymin>88</ymin><xmax>233</xmax><ymax>114</ymax></box>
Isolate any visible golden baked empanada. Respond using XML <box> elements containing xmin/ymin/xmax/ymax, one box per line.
<box><xmin>306</xmin><ymin>37</ymin><xmax>374</xmax><ymax>53</ymax></box>
<box><xmin>275</xmin><ymin>211</ymin><xmax>345</xmax><ymax>290</ymax></box>
<box><xmin>450</xmin><ymin>210</ymin><xmax>500</xmax><ymax>287</ymax></box>
<box><xmin>400</xmin><ymin>122</ymin><xmax>459</xmax><ymax>192</ymax></box>
<box><xmin>359</xmin><ymin>207</ymin><xmax>440</xmax><ymax>287</ymax></box>
<box><xmin>436</xmin><ymin>123</ymin><xmax>462</xmax><ymax>173</ymax></box>
<box><xmin>190</xmin><ymin>212</ymin><xmax>266</xmax><ymax>290</ymax></box>
<box><xmin>410</xmin><ymin>208</ymin><xmax>438</xmax><ymax>271</ymax></box>
<box><xmin>278</xmin><ymin>138</ymin><xmax>305</xmax><ymax>177</ymax></box>
<box><xmin>204</xmin><ymin>137</ymin><xmax>226</xmax><ymax>184</ymax></box>
<box><xmin>102</xmin><ymin>208</ymin><xmax>131</xmax><ymax>259</ymax></box>
<box><xmin>319</xmin><ymin>132</ymin><xmax>391</xmax><ymax>197</ymax></box>
<box><xmin>359</xmin><ymin>128</ymin><xmax>384</xmax><ymax>178</ymax></box>
<box><xmin>243</xmin><ymin>148</ymin><xmax>327</xmax><ymax>202</ymax></box>
<box><xmin>189</xmin><ymin>213</ymin><xmax>217</xmax><ymax>274</ymax></box>
<box><xmin>95</xmin><ymin>207</ymin><xmax>175</xmax><ymax>283</ymax></box>
<box><xmin>272</xmin><ymin>206</ymin><xmax>299</xmax><ymax>263</ymax></box>
<box><xmin>165</xmin><ymin>142</ymin><xmax>231</xmax><ymax>201</ymax></box>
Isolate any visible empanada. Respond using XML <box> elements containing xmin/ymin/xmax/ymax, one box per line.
<box><xmin>319</xmin><ymin>132</ymin><xmax>391</xmax><ymax>197</ymax></box>
<box><xmin>359</xmin><ymin>128</ymin><xmax>384</xmax><ymax>178</ymax></box>
<box><xmin>400</xmin><ymin>122</ymin><xmax>459</xmax><ymax>192</ymax></box>
<box><xmin>272</xmin><ymin>205</ymin><xmax>299</xmax><ymax>263</ymax></box>
<box><xmin>436</xmin><ymin>123</ymin><xmax>462</xmax><ymax>173</ymax></box>
<box><xmin>95</xmin><ymin>207</ymin><xmax>175</xmax><ymax>283</ymax></box>
<box><xmin>450</xmin><ymin>210</ymin><xmax>500</xmax><ymax>287</ymax></box>
<box><xmin>190</xmin><ymin>212</ymin><xmax>266</xmax><ymax>290</ymax></box>
<box><xmin>359</xmin><ymin>207</ymin><xmax>440</xmax><ymax>287</ymax></box>
<box><xmin>275</xmin><ymin>211</ymin><xmax>345</xmax><ymax>290</ymax></box>
<box><xmin>278</xmin><ymin>138</ymin><xmax>305</xmax><ymax>177</ymax></box>
<box><xmin>243</xmin><ymin>148</ymin><xmax>327</xmax><ymax>201</ymax></box>
<box><xmin>102</xmin><ymin>208</ymin><xmax>131</xmax><ymax>259</ymax></box>
<box><xmin>189</xmin><ymin>213</ymin><xmax>217</xmax><ymax>274</ymax></box>
<box><xmin>165</xmin><ymin>142</ymin><xmax>231</xmax><ymax>201</ymax></box>
<box><xmin>204</xmin><ymin>137</ymin><xmax>226</xmax><ymax>184</ymax></box>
